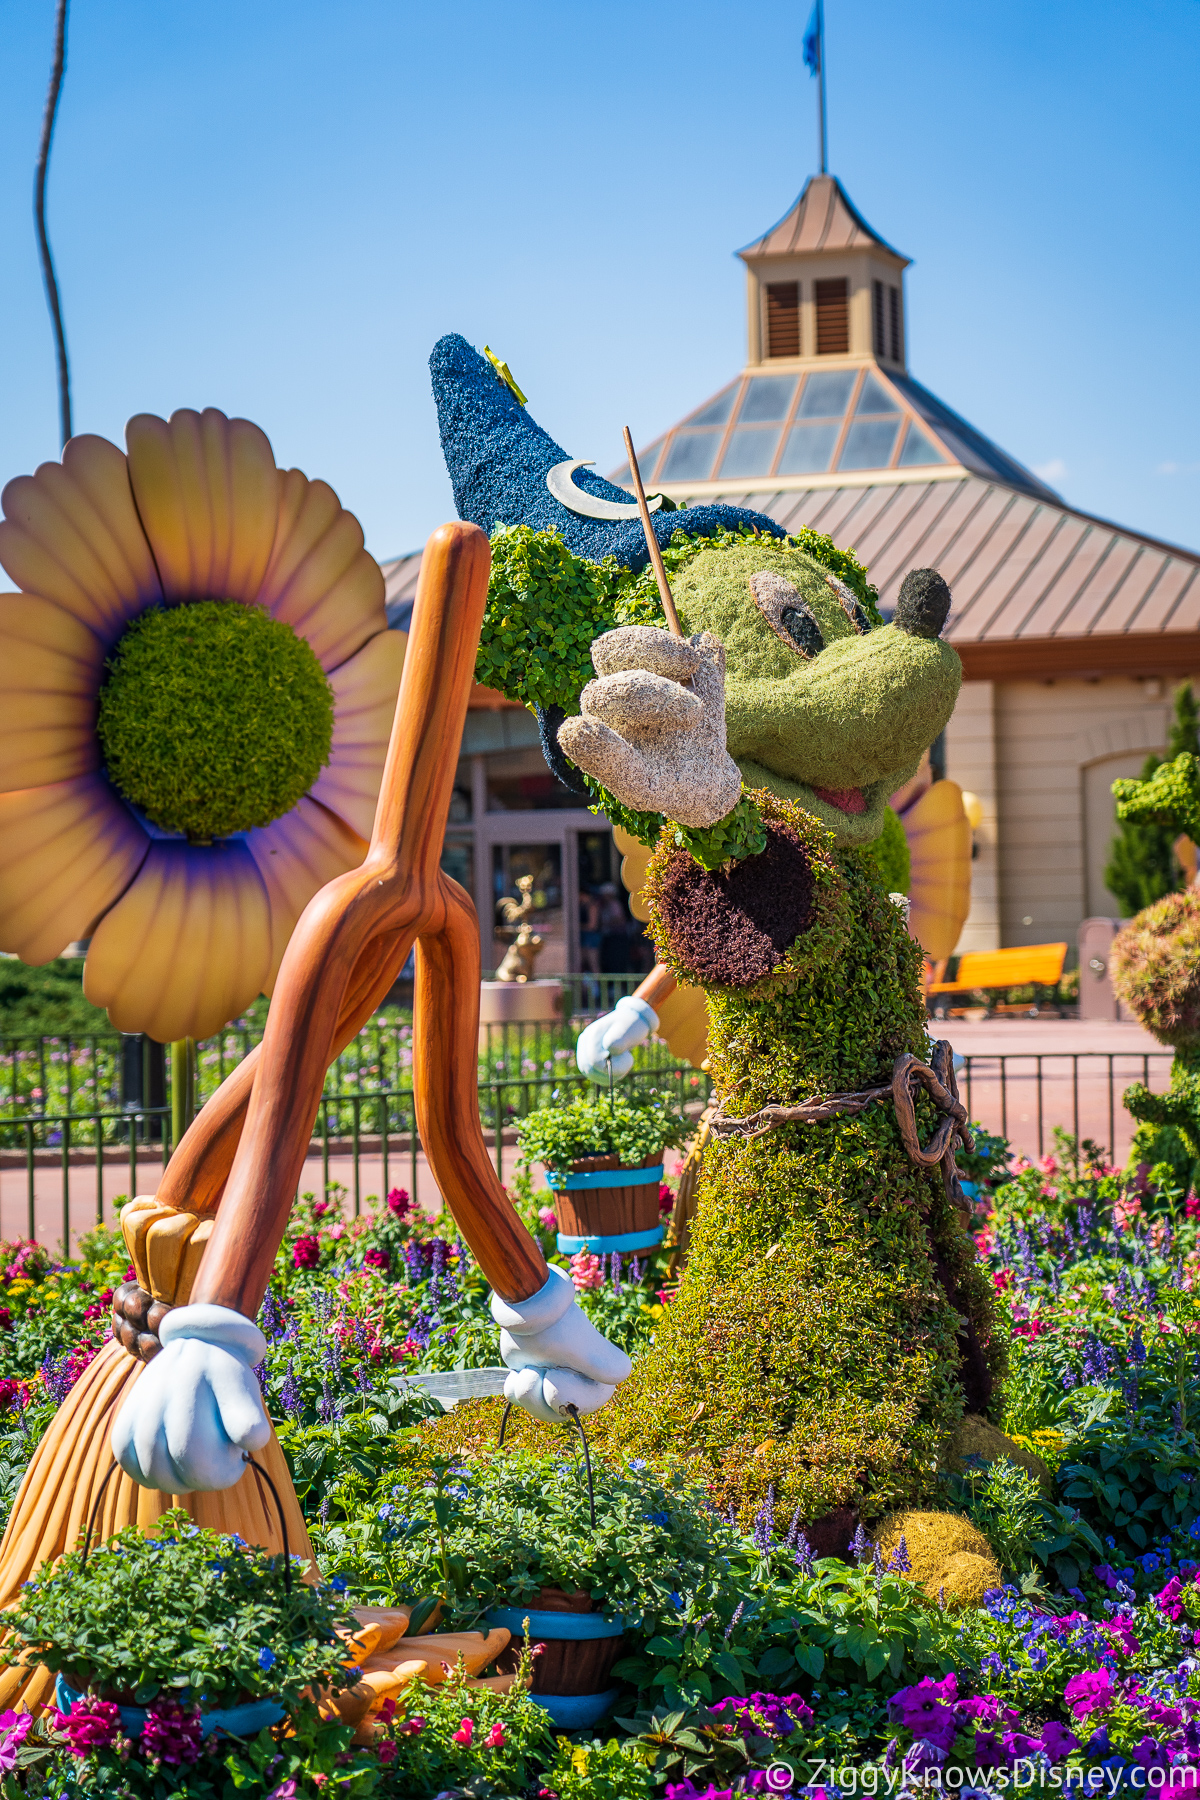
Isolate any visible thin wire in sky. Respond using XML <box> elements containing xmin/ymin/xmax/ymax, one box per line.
<box><xmin>35</xmin><ymin>0</ymin><xmax>72</xmax><ymax>449</ymax></box>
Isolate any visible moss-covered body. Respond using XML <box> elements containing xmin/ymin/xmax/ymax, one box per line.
<box><xmin>602</xmin><ymin>796</ymin><xmax>1004</xmax><ymax>1525</ymax></box>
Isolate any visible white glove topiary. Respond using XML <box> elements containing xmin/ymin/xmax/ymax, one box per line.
<box><xmin>491</xmin><ymin>1266</ymin><xmax>632</xmax><ymax>1424</ymax></box>
<box><xmin>110</xmin><ymin>1304</ymin><xmax>271</xmax><ymax>1494</ymax></box>
<box><xmin>575</xmin><ymin>995</ymin><xmax>658</xmax><ymax>1083</ymax></box>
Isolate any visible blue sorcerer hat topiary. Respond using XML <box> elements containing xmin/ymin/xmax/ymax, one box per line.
<box><xmin>429</xmin><ymin>333</ymin><xmax>785</xmax><ymax>571</ymax></box>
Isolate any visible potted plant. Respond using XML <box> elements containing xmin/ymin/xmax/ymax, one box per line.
<box><xmin>319</xmin><ymin>1447</ymin><xmax>733</xmax><ymax>1729</ymax></box>
<box><xmin>516</xmin><ymin>1090</ymin><xmax>686</xmax><ymax>1255</ymax></box>
<box><xmin>8</xmin><ymin>1508</ymin><xmax>358</xmax><ymax>1738</ymax></box>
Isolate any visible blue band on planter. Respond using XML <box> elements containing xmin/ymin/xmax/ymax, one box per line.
<box><xmin>55</xmin><ymin>1675</ymin><xmax>284</xmax><ymax>1740</ymax></box>
<box><xmin>556</xmin><ymin>1225</ymin><xmax>665</xmax><ymax>1255</ymax></box>
<box><xmin>484</xmin><ymin>1607</ymin><xmax>623</xmax><ymax>1639</ymax></box>
<box><xmin>528</xmin><ymin>1688</ymin><xmax>621</xmax><ymax>1728</ymax></box>
<box><xmin>959</xmin><ymin>1180</ymin><xmax>980</xmax><ymax>1200</ymax></box>
<box><xmin>545</xmin><ymin>1163</ymin><xmax>663</xmax><ymax>1191</ymax></box>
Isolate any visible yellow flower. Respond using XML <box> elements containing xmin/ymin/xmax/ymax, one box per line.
<box><xmin>0</xmin><ymin>409</ymin><xmax>404</xmax><ymax>1040</ymax></box>
<box><xmin>5</xmin><ymin>1280</ymin><xmax>32</xmax><ymax>1296</ymax></box>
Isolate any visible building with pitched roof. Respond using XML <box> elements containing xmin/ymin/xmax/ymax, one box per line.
<box><xmin>386</xmin><ymin>173</ymin><xmax>1200</xmax><ymax>965</ymax></box>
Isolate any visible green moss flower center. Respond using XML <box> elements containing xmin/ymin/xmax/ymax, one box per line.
<box><xmin>97</xmin><ymin>600</ymin><xmax>335</xmax><ymax>842</ymax></box>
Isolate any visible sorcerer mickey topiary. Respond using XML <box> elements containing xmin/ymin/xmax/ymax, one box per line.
<box><xmin>430</xmin><ymin>332</ymin><xmax>1008</xmax><ymax>1539</ymax></box>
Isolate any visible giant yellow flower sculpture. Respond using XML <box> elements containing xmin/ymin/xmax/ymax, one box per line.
<box><xmin>0</xmin><ymin>409</ymin><xmax>405</xmax><ymax>1042</ymax></box>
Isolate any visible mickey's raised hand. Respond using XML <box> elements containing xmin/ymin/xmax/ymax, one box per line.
<box><xmin>557</xmin><ymin>626</ymin><xmax>742</xmax><ymax>828</ymax></box>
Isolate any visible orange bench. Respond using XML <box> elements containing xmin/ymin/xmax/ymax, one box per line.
<box><xmin>926</xmin><ymin>943</ymin><xmax>1068</xmax><ymax>1017</ymax></box>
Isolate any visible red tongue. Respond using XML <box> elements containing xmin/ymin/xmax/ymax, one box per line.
<box><xmin>811</xmin><ymin>785</ymin><xmax>867</xmax><ymax>815</ymax></box>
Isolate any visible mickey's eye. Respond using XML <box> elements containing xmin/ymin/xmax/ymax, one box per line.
<box><xmin>749</xmin><ymin>570</ymin><xmax>825</xmax><ymax>660</ymax></box>
<box><xmin>824</xmin><ymin>571</ymin><xmax>872</xmax><ymax>634</ymax></box>
<box><xmin>780</xmin><ymin>605</ymin><xmax>824</xmax><ymax>657</ymax></box>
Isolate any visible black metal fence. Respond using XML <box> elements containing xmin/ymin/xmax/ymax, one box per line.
<box><xmin>0</xmin><ymin>988</ymin><xmax>1177</xmax><ymax>1249</ymax></box>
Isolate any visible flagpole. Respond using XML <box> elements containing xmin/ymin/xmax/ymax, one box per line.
<box><xmin>817</xmin><ymin>0</ymin><xmax>828</xmax><ymax>173</ymax></box>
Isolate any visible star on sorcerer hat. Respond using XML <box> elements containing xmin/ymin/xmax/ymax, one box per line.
<box><xmin>429</xmin><ymin>332</ymin><xmax>785</xmax><ymax>571</ymax></box>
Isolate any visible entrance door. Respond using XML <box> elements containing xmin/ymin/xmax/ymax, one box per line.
<box><xmin>492</xmin><ymin>842</ymin><xmax>566</xmax><ymax>975</ymax></box>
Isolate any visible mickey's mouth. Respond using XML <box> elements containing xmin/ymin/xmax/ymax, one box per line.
<box><xmin>809</xmin><ymin>785</ymin><xmax>867</xmax><ymax>816</ymax></box>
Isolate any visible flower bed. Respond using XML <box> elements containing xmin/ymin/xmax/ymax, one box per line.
<box><xmin>3</xmin><ymin>1132</ymin><xmax>1200</xmax><ymax>1794</ymax></box>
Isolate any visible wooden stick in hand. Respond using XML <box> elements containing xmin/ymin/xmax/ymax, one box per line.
<box><xmin>623</xmin><ymin>426</ymin><xmax>684</xmax><ymax>640</ymax></box>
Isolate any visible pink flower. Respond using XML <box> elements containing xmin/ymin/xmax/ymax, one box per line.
<box><xmin>376</xmin><ymin>1740</ymin><xmax>397</xmax><ymax>1765</ymax></box>
<box><xmin>993</xmin><ymin>1270</ymin><xmax>1013</xmax><ymax>1292</ymax></box>
<box><xmin>569</xmin><ymin>1252</ymin><xmax>604</xmax><ymax>1291</ymax></box>
<box><xmin>1114</xmin><ymin>1196</ymin><xmax>1143</xmax><ymax>1231</ymax></box>
<box><xmin>268</xmin><ymin>1782</ymin><xmax>298</xmax><ymax>1800</ymax></box>
<box><xmin>56</xmin><ymin>1695</ymin><xmax>123</xmax><ymax>1755</ymax></box>
<box><xmin>399</xmin><ymin>1714</ymin><xmax>425</xmax><ymax>1736</ymax></box>
<box><xmin>1188</xmin><ymin>1194</ymin><xmax>1200</xmax><ymax>1220</ymax></box>
<box><xmin>386</xmin><ymin>1188</ymin><xmax>410</xmax><ymax>1218</ymax></box>
<box><xmin>452</xmin><ymin>1717</ymin><xmax>474</xmax><ymax>1747</ymax></box>
<box><xmin>1064</xmin><ymin>1669</ymin><xmax>1114</xmax><ymax>1718</ymax></box>
<box><xmin>1013</xmin><ymin>1318</ymin><xmax>1047</xmax><ymax>1339</ymax></box>
<box><xmin>292</xmin><ymin>1234</ymin><xmax>320</xmax><ymax>1270</ymax></box>
<box><xmin>1103</xmin><ymin>1617</ymin><xmax>1140</xmax><ymax>1657</ymax></box>
<box><xmin>0</xmin><ymin>1712</ymin><xmax>32</xmax><ymax>1773</ymax></box>
<box><xmin>1157</xmin><ymin>1576</ymin><xmax>1185</xmax><ymax>1620</ymax></box>
<box><xmin>363</xmin><ymin>1248</ymin><xmax>390</xmax><ymax>1275</ymax></box>
<box><xmin>537</xmin><ymin>1207</ymin><xmax>557</xmax><ymax>1231</ymax></box>
<box><xmin>485</xmin><ymin>1721</ymin><xmax>506</xmax><ymax>1749</ymax></box>
<box><xmin>141</xmin><ymin>1698</ymin><xmax>204</xmax><ymax>1767</ymax></box>
<box><xmin>313</xmin><ymin>1200</ymin><xmax>330</xmax><ymax>1218</ymax></box>
<box><xmin>659</xmin><ymin>1182</ymin><xmax>674</xmax><ymax>1216</ymax></box>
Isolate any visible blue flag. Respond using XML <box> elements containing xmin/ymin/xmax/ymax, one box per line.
<box><xmin>803</xmin><ymin>1</ymin><xmax>821</xmax><ymax>74</ymax></box>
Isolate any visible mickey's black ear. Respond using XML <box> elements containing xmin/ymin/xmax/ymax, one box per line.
<box><xmin>536</xmin><ymin>705</ymin><xmax>589</xmax><ymax>796</ymax></box>
<box><xmin>895</xmin><ymin>569</ymin><xmax>952</xmax><ymax>639</ymax></box>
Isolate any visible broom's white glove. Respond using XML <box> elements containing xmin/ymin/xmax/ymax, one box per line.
<box><xmin>111</xmin><ymin>1304</ymin><xmax>270</xmax><ymax>1493</ymax></box>
<box><xmin>575</xmin><ymin>995</ymin><xmax>658</xmax><ymax>1082</ymax></box>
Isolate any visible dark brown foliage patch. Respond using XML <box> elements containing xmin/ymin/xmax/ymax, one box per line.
<box><xmin>655</xmin><ymin>824</ymin><xmax>816</xmax><ymax>987</ymax></box>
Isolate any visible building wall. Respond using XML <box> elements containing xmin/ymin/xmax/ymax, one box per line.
<box><xmin>948</xmin><ymin>676</ymin><xmax>1182</xmax><ymax>955</ymax></box>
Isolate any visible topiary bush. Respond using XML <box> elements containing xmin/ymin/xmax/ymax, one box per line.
<box><xmin>595</xmin><ymin>793</ymin><xmax>1006</xmax><ymax>1528</ymax></box>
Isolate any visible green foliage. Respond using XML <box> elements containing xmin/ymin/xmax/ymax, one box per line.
<box><xmin>475</xmin><ymin>525</ymin><xmax>618</xmax><ymax>711</ymax></box>
<box><xmin>515</xmin><ymin>1089</ymin><xmax>686</xmax><ymax>1174</ymax></box>
<box><xmin>317</xmin><ymin>1447</ymin><xmax>736</xmax><ymax>1629</ymax></box>
<box><xmin>7</xmin><ymin>1509</ymin><xmax>355</xmax><ymax>1707</ymax></box>
<box><xmin>1113</xmin><ymin>752</ymin><xmax>1200</xmax><ymax>847</ymax></box>
<box><xmin>608</xmin><ymin>796</ymin><xmax>1006</xmax><ymax>1524</ymax></box>
<box><xmin>669</xmin><ymin>793</ymin><xmax>768</xmax><ymax>872</ymax></box>
<box><xmin>943</xmin><ymin>1455</ymin><xmax>1102</xmax><ymax>1588</ymax></box>
<box><xmin>858</xmin><ymin>805</ymin><xmax>911</xmax><ymax>896</ymax></box>
<box><xmin>1105</xmin><ymin>754</ymin><xmax>1178</xmax><ymax>915</ymax></box>
<box><xmin>0</xmin><ymin>958</ymin><xmax>109</xmax><ymax>1036</ymax></box>
<box><xmin>97</xmin><ymin>600</ymin><xmax>334</xmax><ymax>841</ymax></box>
<box><xmin>1057</xmin><ymin>1423</ymin><xmax>1200</xmax><ymax>1561</ymax></box>
<box><xmin>371</xmin><ymin>1653</ymin><xmax>553</xmax><ymax>1797</ymax></box>
<box><xmin>540</xmin><ymin>1734</ymin><xmax>655</xmax><ymax>1800</ymax></box>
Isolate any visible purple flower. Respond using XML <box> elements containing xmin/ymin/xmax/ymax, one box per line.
<box><xmin>970</xmin><ymin>1730</ymin><xmax>1006</xmax><ymax>1768</ymax></box>
<box><xmin>903</xmin><ymin>1737</ymin><xmax>948</xmax><ymax>1777</ymax></box>
<box><xmin>849</xmin><ymin>1523</ymin><xmax>872</xmax><ymax>1564</ymax></box>
<box><xmin>888</xmin><ymin>1534</ymin><xmax>911</xmax><ymax>1575</ymax></box>
<box><xmin>794</xmin><ymin>1532</ymin><xmax>815</xmax><ymax>1575</ymax></box>
<box><xmin>1039</xmin><ymin>1722</ymin><xmax>1079</xmax><ymax>1759</ymax></box>
<box><xmin>752</xmin><ymin>1486</ymin><xmax>775</xmax><ymax>1552</ymax></box>
<box><xmin>1065</xmin><ymin>1669</ymin><xmax>1114</xmax><ymax>1718</ymax></box>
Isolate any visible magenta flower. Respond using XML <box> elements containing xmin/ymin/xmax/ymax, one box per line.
<box><xmin>56</xmin><ymin>1695</ymin><xmax>122</xmax><ymax>1756</ymax></box>
<box><xmin>385</xmin><ymin>1188</ymin><xmax>410</xmax><ymax>1218</ymax></box>
<box><xmin>0</xmin><ymin>1712</ymin><xmax>32</xmax><ymax>1774</ymax></box>
<box><xmin>141</xmin><ymin>1698</ymin><xmax>204</xmax><ymax>1767</ymax></box>
<box><xmin>1158</xmin><ymin>1576</ymin><xmax>1185</xmax><ymax>1621</ymax></box>
<box><xmin>1038</xmin><ymin>1721</ymin><xmax>1079</xmax><ymax>1759</ymax></box>
<box><xmin>970</xmin><ymin>1729</ymin><xmax>1006</xmax><ymax>1768</ymax></box>
<box><xmin>1064</xmin><ymin>1669</ymin><xmax>1114</xmax><ymax>1718</ymax></box>
<box><xmin>292</xmin><ymin>1235</ymin><xmax>320</xmax><ymax>1270</ymax></box>
<box><xmin>889</xmin><ymin>1674</ymin><xmax>961</xmax><ymax>1749</ymax></box>
<box><xmin>363</xmin><ymin>1248</ymin><xmax>390</xmax><ymax>1274</ymax></box>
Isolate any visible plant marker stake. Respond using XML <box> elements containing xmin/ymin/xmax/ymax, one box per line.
<box><xmin>623</xmin><ymin>426</ymin><xmax>684</xmax><ymax>640</ymax></box>
<box><xmin>607</xmin><ymin>1052</ymin><xmax>615</xmax><ymax>1117</ymax></box>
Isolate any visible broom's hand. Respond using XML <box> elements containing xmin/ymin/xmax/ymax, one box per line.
<box><xmin>557</xmin><ymin>626</ymin><xmax>741</xmax><ymax>829</ymax></box>
<box><xmin>491</xmin><ymin>1266</ymin><xmax>631</xmax><ymax>1424</ymax></box>
<box><xmin>111</xmin><ymin>1305</ymin><xmax>271</xmax><ymax>1493</ymax></box>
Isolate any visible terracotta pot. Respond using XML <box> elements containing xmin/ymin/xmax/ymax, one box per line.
<box><xmin>550</xmin><ymin>1155</ymin><xmax>664</xmax><ymax>1251</ymax></box>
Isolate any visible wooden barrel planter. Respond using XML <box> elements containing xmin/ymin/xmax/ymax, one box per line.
<box><xmin>545</xmin><ymin>1154</ymin><xmax>664</xmax><ymax>1256</ymax></box>
<box><xmin>487</xmin><ymin>1586</ymin><xmax>624</xmax><ymax>1728</ymax></box>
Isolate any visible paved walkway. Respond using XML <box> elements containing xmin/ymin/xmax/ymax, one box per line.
<box><xmin>937</xmin><ymin>1018</ymin><xmax>1171</xmax><ymax>1165</ymax></box>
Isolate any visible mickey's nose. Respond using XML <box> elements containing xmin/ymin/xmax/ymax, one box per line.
<box><xmin>895</xmin><ymin>568</ymin><xmax>952</xmax><ymax>639</ymax></box>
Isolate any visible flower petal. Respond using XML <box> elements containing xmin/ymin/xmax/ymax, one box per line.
<box><xmin>0</xmin><ymin>435</ymin><xmax>161</xmax><ymax>647</ymax></box>
<box><xmin>0</xmin><ymin>593</ymin><xmax>105</xmax><ymax>793</ymax></box>
<box><xmin>258</xmin><ymin>468</ymin><xmax>386</xmax><ymax>669</ymax></box>
<box><xmin>125</xmin><ymin>409</ymin><xmax>279</xmax><ymax>605</ymax></box>
<box><xmin>245</xmin><ymin>797</ymin><xmax>367</xmax><ymax>992</ymax></box>
<box><xmin>0</xmin><ymin>775</ymin><xmax>149</xmax><ymax>963</ymax></box>
<box><xmin>307</xmin><ymin>629</ymin><xmax>406</xmax><ymax>837</ymax></box>
<box><xmin>85</xmin><ymin>840</ymin><xmax>272</xmax><ymax>1041</ymax></box>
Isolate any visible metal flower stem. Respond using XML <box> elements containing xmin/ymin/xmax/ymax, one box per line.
<box><xmin>171</xmin><ymin>1038</ymin><xmax>197</xmax><ymax>1145</ymax></box>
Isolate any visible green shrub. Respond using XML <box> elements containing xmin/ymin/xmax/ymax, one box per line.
<box><xmin>516</xmin><ymin>1090</ymin><xmax>687</xmax><ymax>1175</ymax></box>
<box><xmin>1056</xmin><ymin>1421</ymin><xmax>1200</xmax><ymax>1558</ymax></box>
<box><xmin>8</xmin><ymin>1509</ymin><xmax>354</xmax><ymax>1708</ymax></box>
<box><xmin>942</xmin><ymin>1455</ymin><xmax>1101</xmax><ymax>1588</ymax></box>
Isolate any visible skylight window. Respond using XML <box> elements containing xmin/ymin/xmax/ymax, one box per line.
<box><xmin>718</xmin><ymin>427</ymin><xmax>784</xmax><ymax>479</ymax></box>
<box><xmin>740</xmin><ymin>376</ymin><xmax>797</xmax><ymax>422</ymax></box>
<box><xmin>660</xmin><ymin>431</ymin><xmax>721</xmax><ymax>482</ymax></box>
<box><xmin>896</xmin><ymin>422</ymin><xmax>947</xmax><ymax>467</ymax></box>
<box><xmin>685</xmin><ymin>385</ymin><xmax>739</xmax><ymax>428</ymax></box>
<box><xmin>778</xmin><ymin>422</ymin><xmax>840</xmax><ymax>474</ymax></box>
<box><xmin>855</xmin><ymin>373</ymin><xmax>900</xmax><ymax>415</ymax></box>
<box><xmin>797</xmin><ymin>370</ymin><xmax>856</xmax><ymax>418</ymax></box>
<box><xmin>838</xmin><ymin>418</ymin><xmax>901</xmax><ymax>470</ymax></box>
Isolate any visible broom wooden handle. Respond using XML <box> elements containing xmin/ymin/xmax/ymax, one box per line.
<box><xmin>623</xmin><ymin>426</ymin><xmax>684</xmax><ymax>639</ymax></box>
<box><xmin>187</xmin><ymin>522</ymin><xmax>549</xmax><ymax>1316</ymax></box>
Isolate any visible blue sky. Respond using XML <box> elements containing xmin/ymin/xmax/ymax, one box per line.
<box><xmin>2</xmin><ymin>0</ymin><xmax>1198</xmax><ymax>563</ymax></box>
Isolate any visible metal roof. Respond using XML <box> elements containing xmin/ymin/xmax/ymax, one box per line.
<box><xmin>736</xmin><ymin>174</ymin><xmax>908</xmax><ymax>265</ymax></box>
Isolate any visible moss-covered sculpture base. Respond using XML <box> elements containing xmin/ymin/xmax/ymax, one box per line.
<box><xmin>597</xmin><ymin>798</ymin><xmax>1006</xmax><ymax>1529</ymax></box>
